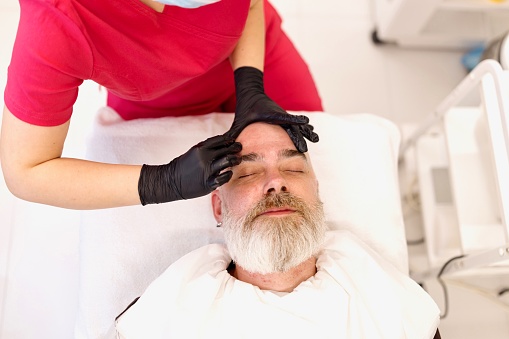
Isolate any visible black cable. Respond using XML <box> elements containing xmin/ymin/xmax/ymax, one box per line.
<box><xmin>498</xmin><ymin>288</ymin><xmax>509</xmax><ymax>297</ymax></box>
<box><xmin>406</xmin><ymin>238</ymin><xmax>425</xmax><ymax>246</ymax></box>
<box><xmin>436</xmin><ymin>254</ymin><xmax>465</xmax><ymax>319</ymax></box>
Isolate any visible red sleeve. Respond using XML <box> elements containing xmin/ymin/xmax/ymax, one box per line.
<box><xmin>4</xmin><ymin>0</ymin><xmax>93</xmax><ymax>126</ymax></box>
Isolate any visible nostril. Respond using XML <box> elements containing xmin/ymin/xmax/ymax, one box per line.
<box><xmin>267</xmin><ymin>186</ymin><xmax>287</xmax><ymax>194</ymax></box>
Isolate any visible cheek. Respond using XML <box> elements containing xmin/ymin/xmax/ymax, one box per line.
<box><xmin>292</xmin><ymin>179</ymin><xmax>319</xmax><ymax>203</ymax></box>
<box><xmin>222</xmin><ymin>186</ymin><xmax>260</xmax><ymax>216</ymax></box>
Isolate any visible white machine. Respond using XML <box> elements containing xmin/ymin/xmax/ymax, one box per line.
<box><xmin>400</xmin><ymin>59</ymin><xmax>509</xmax><ymax>311</ymax></box>
<box><xmin>372</xmin><ymin>0</ymin><xmax>509</xmax><ymax>50</ymax></box>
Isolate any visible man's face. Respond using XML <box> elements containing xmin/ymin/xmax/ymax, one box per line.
<box><xmin>212</xmin><ymin>123</ymin><xmax>326</xmax><ymax>274</ymax></box>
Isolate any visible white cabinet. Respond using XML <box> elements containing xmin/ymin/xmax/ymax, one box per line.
<box><xmin>372</xmin><ymin>0</ymin><xmax>509</xmax><ymax>49</ymax></box>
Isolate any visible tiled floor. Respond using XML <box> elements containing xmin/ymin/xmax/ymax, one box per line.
<box><xmin>1</xmin><ymin>0</ymin><xmax>509</xmax><ymax>337</ymax></box>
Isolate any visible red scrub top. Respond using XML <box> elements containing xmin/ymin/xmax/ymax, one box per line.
<box><xmin>4</xmin><ymin>0</ymin><xmax>322</xmax><ymax>126</ymax></box>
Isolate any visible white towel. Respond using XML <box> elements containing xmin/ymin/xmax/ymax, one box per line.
<box><xmin>116</xmin><ymin>230</ymin><xmax>440</xmax><ymax>339</ymax></box>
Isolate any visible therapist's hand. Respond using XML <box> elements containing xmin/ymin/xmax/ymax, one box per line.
<box><xmin>227</xmin><ymin>66</ymin><xmax>319</xmax><ymax>153</ymax></box>
<box><xmin>138</xmin><ymin>135</ymin><xmax>242</xmax><ymax>205</ymax></box>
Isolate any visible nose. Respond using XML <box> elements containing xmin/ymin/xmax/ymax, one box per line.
<box><xmin>267</xmin><ymin>186</ymin><xmax>287</xmax><ymax>194</ymax></box>
<box><xmin>264</xmin><ymin>169</ymin><xmax>288</xmax><ymax>195</ymax></box>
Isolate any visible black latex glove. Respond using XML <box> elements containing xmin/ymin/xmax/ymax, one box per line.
<box><xmin>138</xmin><ymin>135</ymin><xmax>242</xmax><ymax>205</ymax></box>
<box><xmin>227</xmin><ymin>66</ymin><xmax>319</xmax><ymax>153</ymax></box>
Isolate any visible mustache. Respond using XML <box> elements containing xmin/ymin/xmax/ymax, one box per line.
<box><xmin>245</xmin><ymin>192</ymin><xmax>307</xmax><ymax>223</ymax></box>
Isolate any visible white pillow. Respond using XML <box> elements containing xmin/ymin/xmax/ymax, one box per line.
<box><xmin>75</xmin><ymin>108</ymin><xmax>405</xmax><ymax>339</ymax></box>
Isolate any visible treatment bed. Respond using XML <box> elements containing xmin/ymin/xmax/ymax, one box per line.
<box><xmin>1</xmin><ymin>109</ymin><xmax>409</xmax><ymax>338</ymax></box>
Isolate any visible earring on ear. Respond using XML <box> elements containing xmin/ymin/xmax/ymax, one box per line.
<box><xmin>216</xmin><ymin>222</ymin><xmax>223</xmax><ymax>227</ymax></box>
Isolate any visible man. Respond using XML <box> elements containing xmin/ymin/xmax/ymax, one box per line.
<box><xmin>116</xmin><ymin>122</ymin><xmax>441</xmax><ymax>338</ymax></box>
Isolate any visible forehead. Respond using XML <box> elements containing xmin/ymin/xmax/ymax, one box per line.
<box><xmin>236</xmin><ymin>123</ymin><xmax>295</xmax><ymax>156</ymax></box>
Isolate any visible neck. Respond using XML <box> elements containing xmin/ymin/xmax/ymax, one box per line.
<box><xmin>230</xmin><ymin>257</ymin><xmax>317</xmax><ymax>293</ymax></box>
<box><xmin>139</xmin><ymin>0</ymin><xmax>165</xmax><ymax>13</ymax></box>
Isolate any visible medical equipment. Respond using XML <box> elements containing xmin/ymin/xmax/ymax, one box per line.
<box><xmin>372</xmin><ymin>0</ymin><xmax>509</xmax><ymax>49</ymax></box>
<box><xmin>482</xmin><ymin>31</ymin><xmax>509</xmax><ymax>70</ymax></box>
<box><xmin>399</xmin><ymin>60</ymin><xmax>509</xmax><ymax>313</ymax></box>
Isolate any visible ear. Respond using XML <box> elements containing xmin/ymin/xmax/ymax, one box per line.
<box><xmin>211</xmin><ymin>189</ymin><xmax>223</xmax><ymax>223</ymax></box>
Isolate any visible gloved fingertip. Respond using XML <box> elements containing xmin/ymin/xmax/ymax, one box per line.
<box><xmin>214</xmin><ymin>171</ymin><xmax>233</xmax><ymax>188</ymax></box>
<box><xmin>294</xmin><ymin>115</ymin><xmax>310</xmax><ymax>124</ymax></box>
<box><xmin>310</xmin><ymin>133</ymin><xmax>319</xmax><ymax>143</ymax></box>
<box><xmin>229</xmin><ymin>155</ymin><xmax>242</xmax><ymax>166</ymax></box>
<box><xmin>296</xmin><ymin>139</ymin><xmax>308</xmax><ymax>153</ymax></box>
<box><xmin>232</xmin><ymin>142</ymin><xmax>242</xmax><ymax>152</ymax></box>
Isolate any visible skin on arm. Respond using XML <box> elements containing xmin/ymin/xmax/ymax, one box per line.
<box><xmin>0</xmin><ymin>105</ymin><xmax>142</xmax><ymax>209</ymax></box>
<box><xmin>230</xmin><ymin>0</ymin><xmax>264</xmax><ymax>71</ymax></box>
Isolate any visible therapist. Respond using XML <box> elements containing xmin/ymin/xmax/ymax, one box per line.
<box><xmin>0</xmin><ymin>0</ymin><xmax>322</xmax><ymax>209</ymax></box>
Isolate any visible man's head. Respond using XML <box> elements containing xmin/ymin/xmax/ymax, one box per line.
<box><xmin>211</xmin><ymin>123</ymin><xmax>326</xmax><ymax>275</ymax></box>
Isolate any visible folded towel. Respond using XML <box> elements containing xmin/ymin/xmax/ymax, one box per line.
<box><xmin>116</xmin><ymin>230</ymin><xmax>439</xmax><ymax>339</ymax></box>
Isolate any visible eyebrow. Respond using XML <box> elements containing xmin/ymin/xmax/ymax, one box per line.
<box><xmin>279</xmin><ymin>149</ymin><xmax>307</xmax><ymax>161</ymax></box>
<box><xmin>240</xmin><ymin>149</ymin><xmax>307</xmax><ymax>163</ymax></box>
<box><xmin>240</xmin><ymin>152</ymin><xmax>262</xmax><ymax>162</ymax></box>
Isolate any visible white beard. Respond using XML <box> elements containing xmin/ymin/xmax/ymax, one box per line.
<box><xmin>222</xmin><ymin>192</ymin><xmax>326</xmax><ymax>274</ymax></box>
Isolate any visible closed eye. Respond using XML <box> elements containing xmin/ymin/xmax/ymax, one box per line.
<box><xmin>238</xmin><ymin>173</ymin><xmax>256</xmax><ymax>179</ymax></box>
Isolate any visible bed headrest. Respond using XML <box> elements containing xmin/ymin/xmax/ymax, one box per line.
<box><xmin>75</xmin><ymin>108</ymin><xmax>406</xmax><ymax>339</ymax></box>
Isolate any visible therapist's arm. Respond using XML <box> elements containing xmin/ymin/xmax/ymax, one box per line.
<box><xmin>230</xmin><ymin>0</ymin><xmax>264</xmax><ymax>71</ymax></box>
<box><xmin>227</xmin><ymin>0</ymin><xmax>317</xmax><ymax>153</ymax></box>
<box><xmin>0</xmin><ymin>106</ymin><xmax>241</xmax><ymax>209</ymax></box>
<box><xmin>0</xmin><ymin>105</ymin><xmax>142</xmax><ymax>209</ymax></box>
